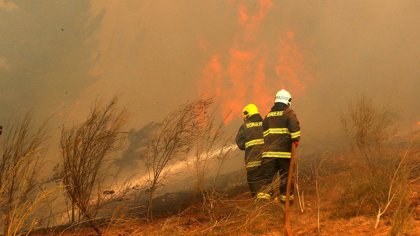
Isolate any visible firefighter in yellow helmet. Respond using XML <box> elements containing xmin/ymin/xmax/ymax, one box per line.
<box><xmin>235</xmin><ymin>104</ymin><xmax>265</xmax><ymax>197</ymax></box>
<box><xmin>257</xmin><ymin>89</ymin><xmax>301</xmax><ymax>202</ymax></box>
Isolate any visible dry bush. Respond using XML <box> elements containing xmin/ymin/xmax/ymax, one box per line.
<box><xmin>192</xmin><ymin>111</ymin><xmax>235</xmax><ymax>222</ymax></box>
<box><xmin>309</xmin><ymin>155</ymin><xmax>327</xmax><ymax>233</ymax></box>
<box><xmin>145</xmin><ymin>98</ymin><xmax>212</xmax><ymax>221</ymax></box>
<box><xmin>0</xmin><ymin>112</ymin><xmax>49</xmax><ymax>236</ymax></box>
<box><xmin>341</xmin><ymin>95</ymin><xmax>396</xmax><ymax>172</ymax></box>
<box><xmin>390</xmin><ymin>158</ymin><xmax>415</xmax><ymax>235</ymax></box>
<box><xmin>336</xmin><ymin>95</ymin><xmax>418</xmax><ymax>229</ymax></box>
<box><xmin>193</xmin><ymin>111</ymin><xmax>222</xmax><ymax>195</ymax></box>
<box><xmin>59</xmin><ymin>98</ymin><xmax>126</xmax><ymax>235</ymax></box>
<box><xmin>336</xmin><ymin>95</ymin><xmax>395</xmax><ymax>217</ymax></box>
<box><xmin>196</xmin><ymin>144</ymin><xmax>234</xmax><ymax>222</ymax></box>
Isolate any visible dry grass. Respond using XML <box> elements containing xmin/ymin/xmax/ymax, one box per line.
<box><xmin>8</xmin><ymin>96</ymin><xmax>420</xmax><ymax>236</ymax></box>
<box><xmin>34</xmin><ymin>155</ymin><xmax>420</xmax><ymax>236</ymax></box>
<box><xmin>0</xmin><ymin>112</ymin><xmax>49</xmax><ymax>236</ymax></box>
<box><xmin>95</xmin><ymin>194</ymin><xmax>285</xmax><ymax>236</ymax></box>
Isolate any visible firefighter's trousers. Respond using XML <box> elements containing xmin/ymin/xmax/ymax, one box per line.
<box><xmin>246</xmin><ymin>166</ymin><xmax>263</xmax><ymax>197</ymax></box>
<box><xmin>260</xmin><ymin>158</ymin><xmax>294</xmax><ymax>199</ymax></box>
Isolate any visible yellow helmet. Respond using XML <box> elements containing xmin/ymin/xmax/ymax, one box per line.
<box><xmin>242</xmin><ymin>104</ymin><xmax>259</xmax><ymax>120</ymax></box>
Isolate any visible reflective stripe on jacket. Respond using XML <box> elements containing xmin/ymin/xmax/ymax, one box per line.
<box><xmin>235</xmin><ymin>114</ymin><xmax>264</xmax><ymax>168</ymax></box>
<box><xmin>262</xmin><ymin>103</ymin><xmax>300</xmax><ymax>158</ymax></box>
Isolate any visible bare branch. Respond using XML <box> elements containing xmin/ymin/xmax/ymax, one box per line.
<box><xmin>145</xmin><ymin>98</ymin><xmax>213</xmax><ymax>221</ymax></box>
<box><xmin>60</xmin><ymin>98</ymin><xmax>127</xmax><ymax>235</ymax></box>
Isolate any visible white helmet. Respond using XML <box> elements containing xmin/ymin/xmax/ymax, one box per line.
<box><xmin>275</xmin><ymin>89</ymin><xmax>292</xmax><ymax>106</ymax></box>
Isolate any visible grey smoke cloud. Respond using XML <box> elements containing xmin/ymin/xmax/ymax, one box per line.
<box><xmin>117</xmin><ymin>122</ymin><xmax>159</xmax><ymax>170</ymax></box>
<box><xmin>0</xmin><ymin>0</ymin><xmax>419</xmax><ymax>163</ymax></box>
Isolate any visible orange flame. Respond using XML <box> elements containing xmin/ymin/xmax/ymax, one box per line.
<box><xmin>199</xmin><ymin>0</ymin><xmax>311</xmax><ymax>124</ymax></box>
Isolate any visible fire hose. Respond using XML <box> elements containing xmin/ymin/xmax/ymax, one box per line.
<box><xmin>284</xmin><ymin>142</ymin><xmax>297</xmax><ymax>236</ymax></box>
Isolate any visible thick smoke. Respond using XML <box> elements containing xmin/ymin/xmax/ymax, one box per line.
<box><xmin>0</xmin><ymin>0</ymin><xmax>419</xmax><ymax>164</ymax></box>
<box><xmin>87</xmin><ymin>0</ymin><xmax>420</xmax><ymax>141</ymax></box>
<box><xmin>116</xmin><ymin>122</ymin><xmax>159</xmax><ymax>171</ymax></box>
<box><xmin>0</xmin><ymin>0</ymin><xmax>101</xmax><ymax>124</ymax></box>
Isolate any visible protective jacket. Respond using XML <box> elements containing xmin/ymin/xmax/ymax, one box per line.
<box><xmin>235</xmin><ymin>114</ymin><xmax>264</xmax><ymax>168</ymax></box>
<box><xmin>262</xmin><ymin>103</ymin><xmax>300</xmax><ymax>158</ymax></box>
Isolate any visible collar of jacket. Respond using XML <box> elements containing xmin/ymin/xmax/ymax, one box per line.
<box><xmin>271</xmin><ymin>102</ymin><xmax>289</xmax><ymax>112</ymax></box>
<box><xmin>247</xmin><ymin>114</ymin><xmax>263</xmax><ymax>122</ymax></box>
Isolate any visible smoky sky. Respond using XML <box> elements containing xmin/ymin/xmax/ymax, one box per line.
<box><xmin>0</xmin><ymin>0</ymin><xmax>102</xmax><ymax>122</ymax></box>
<box><xmin>0</xmin><ymin>0</ymin><xmax>419</xmax><ymax>158</ymax></box>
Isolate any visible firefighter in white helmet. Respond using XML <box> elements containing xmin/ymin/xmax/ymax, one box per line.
<box><xmin>257</xmin><ymin>89</ymin><xmax>301</xmax><ymax>202</ymax></box>
<box><xmin>235</xmin><ymin>104</ymin><xmax>265</xmax><ymax>197</ymax></box>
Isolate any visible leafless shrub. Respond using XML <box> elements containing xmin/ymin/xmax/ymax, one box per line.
<box><xmin>193</xmin><ymin>111</ymin><xmax>222</xmax><ymax>195</ymax></box>
<box><xmin>145</xmin><ymin>98</ymin><xmax>212</xmax><ymax>221</ymax></box>
<box><xmin>376</xmin><ymin>133</ymin><xmax>419</xmax><ymax>230</ymax></box>
<box><xmin>0</xmin><ymin>112</ymin><xmax>48</xmax><ymax>236</ymax></box>
<box><xmin>390</xmin><ymin>156</ymin><xmax>416</xmax><ymax>235</ymax></box>
<box><xmin>340</xmin><ymin>95</ymin><xmax>395</xmax><ymax>174</ymax></box>
<box><xmin>337</xmin><ymin>95</ymin><xmax>418</xmax><ymax>229</ymax></box>
<box><xmin>191</xmin><ymin>109</ymin><xmax>235</xmax><ymax>222</ymax></box>
<box><xmin>59</xmin><ymin>98</ymin><xmax>126</xmax><ymax>235</ymax></box>
<box><xmin>197</xmin><ymin>142</ymin><xmax>234</xmax><ymax>222</ymax></box>
<box><xmin>308</xmin><ymin>155</ymin><xmax>327</xmax><ymax>234</ymax></box>
<box><xmin>337</xmin><ymin>96</ymin><xmax>395</xmax><ymax>216</ymax></box>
